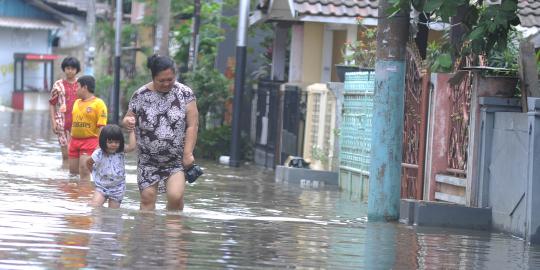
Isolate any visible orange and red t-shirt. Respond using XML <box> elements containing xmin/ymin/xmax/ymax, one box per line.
<box><xmin>49</xmin><ymin>79</ymin><xmax>78</xmax><ymax>130</ymax></box>
<box><xmin>71</xmin><ymin>97</ymin><xmax>108</xmax><ymax>139</ymax></box>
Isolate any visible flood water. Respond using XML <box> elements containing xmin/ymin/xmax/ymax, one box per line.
<box><xmin>1</xmin><ymin>111</ymin><xmax>540</xmax><ymax>269</ymax></box>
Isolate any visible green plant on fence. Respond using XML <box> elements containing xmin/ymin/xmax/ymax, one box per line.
<box><xmin>486</xmin><ymin>28</ymin><xmax>520</xmax><ymax>72</ymax></box>
<box><xmin>311</xmin><ymin>145</ymin><xmax>329</xmax><ymax>168</ymax></box>
<box><xmin>341</xmin><ymin>19</ymin><xmax>377</xmax><ymax>68</ymax></box>
<box><xmin>426</xmin><ymin>40</ymin><xmax>452</xmax><ymax>72</ymax></box>
<box><xmin>389</xmin><ymin>0</ymin><xmax>520</xmax><ymax>67</ymax></box>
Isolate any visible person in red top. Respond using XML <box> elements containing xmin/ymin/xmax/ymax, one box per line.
<box><xmin>49</xmin><ymin>57</ymin><xmax>81</xmax><ymax>161</ymax></box>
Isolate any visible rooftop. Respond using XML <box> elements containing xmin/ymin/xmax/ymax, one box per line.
<box><xmin>518</xmin><ymin>0</ymin><xmax>540</xmax><ymax>28</ymax></box>
<box><xmin>293</xmin><ymin>0</ymin><xmax>378</xmax><ymax>18</ymax></box>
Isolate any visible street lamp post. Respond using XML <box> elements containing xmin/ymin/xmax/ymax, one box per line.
<box><xmin>229</xmin><ymin>0</ymin><xmax>250</xmax><ymax>167</ymax></box>
<box><xmin>112</xmin><ymin>0</ymin><xmax>122</xmax><ymax>124</ymax></box>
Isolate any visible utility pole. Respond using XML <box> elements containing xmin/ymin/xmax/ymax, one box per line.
<box><xmin>367</xmin><ymin>0</ymin><xmax>409</xmax><ymax>221</ymax></box>
<box><xmin>187</xmin><ymin>0</ymin><xmax>201</xmax><ymax>71</ymax></box>
<box><xmin>112</xmin><ymin>0</ymin><xmax>122</xmax><ymax>124</ymax></box>
<box><xmin>229</xmin><ymin>0</ymin><xmax>250</xmax><ymax>167</ymax></box>
<box><xmin>155</xmin><ymin>0</ymin><xmax>171</xmax><ymax>56</ymax></box>
<box><xmin>84</xmin><ymin>0</ymin><xmax>96</xmax><ymax>75</ymax></box>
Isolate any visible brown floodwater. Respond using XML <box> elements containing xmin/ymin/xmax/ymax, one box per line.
<box><xmin>0</xmin><ymin>111</ymin><xmax>539</xmax><ymax>269</ymax></box>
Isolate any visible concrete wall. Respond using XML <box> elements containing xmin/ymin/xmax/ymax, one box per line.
<box><xmin>302</xmin><ymin>22</ymin><xmax>323</xmax><ymax>84</ymax></box>
<box><xmin>425</xmin><ymin>73</ymin><xmax>452</xmax><ymax>200</ymax></box>
<box><xmin>0</xmin><ymin>28</ymin><xmax>51</xmax><ymax>107</ymax></box>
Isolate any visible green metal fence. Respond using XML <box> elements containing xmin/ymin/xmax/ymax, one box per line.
<box><xmin>339</xmin><ymin>71</ymin><xmax>375</xmax><ymax>200</ymax></box>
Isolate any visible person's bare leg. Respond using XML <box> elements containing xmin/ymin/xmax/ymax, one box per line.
<box><xmin>61</xmin><ymin>146</ymin><xmax>68</xmax><ymax>160</ymax></box>
<box><xmin>69</xmin><ymin>157</ymin><xmax>79</xmax><ymax>175</ymax></box>
<box><xmin>140</xmin><ymin>184</ymin><xmax>158</xmax><ymax>211</ymax></box>
<box><xmin>89</xmin><ymin>191</ymin><xmax>106</xmax><ymax>207</ymax></box>
<box><xmin>108</xmin><ymin>200</ymin><xmax>121</xmax><ymax>209</ymax></box>
<box><xmin>79</xmin><ymin>154</ymin><xmax>91</xmax><ymax>181</ymax></box>
<box><xmin>166</xmin><ymin>172</ymin><xmax>186</xmax><ymax>211</ymax></box>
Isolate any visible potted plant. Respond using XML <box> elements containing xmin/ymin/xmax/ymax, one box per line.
<box><xmin>336</xmin><ymin>20</ymin><xmax>376</xmax><ymax>82</ymax></box>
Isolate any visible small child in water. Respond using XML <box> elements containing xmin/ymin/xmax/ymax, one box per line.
<box><xmin>86</xmin><ymin>124</ymin><xmax>136</xmax><ymax>208</ymax></box>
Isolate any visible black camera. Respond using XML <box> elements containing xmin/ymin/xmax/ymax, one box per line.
<box><xmin>185</xmin><ymin>164</ymin><xmax>203</xmax><ymax>183</ymax></box>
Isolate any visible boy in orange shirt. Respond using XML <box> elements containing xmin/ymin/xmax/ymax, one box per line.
<box><xmin>69</xmin><ymin>75</ymin><xmax>108</xmax><ymax>180</ymax></box>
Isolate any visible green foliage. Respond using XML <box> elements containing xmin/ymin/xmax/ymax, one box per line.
<box><xmin>195</xmin><ymin>125</ymin><xmax>232</xmax><ymax>160</ymax></box>
<box><xmin>94</xmin><ymin>74</ymin><xmax>113</xmax><ymax>105</ymax></box>
<box><xmin>124</xmin><ymin>70</ymin><xmax>151</xmax><ymax>102</ymax></box>
<box><xmin>195</xmin><ymin>125</ymin><xmax>252</xmax><ymax>160</ymax></box>
<box><xmin>486</xmin><ymin>29</ymin><xmax>520</xmax><ymax>70</ymax></box>
<box><xmin>468</xmin><ymin>1</ymin><xmax>520</xmax><ymax>55</ymax></box>
<box><xmin>170</xmin><ymin>1</ymin><xmax>233</xmax><ymax>131</ymax></box>
<box><xmin>184</xmin><ymin>58</ymin><xmax>231</xmax><ymax>130</ymax></box>
<box><xmin>426</xmin><ymin>41</ymin><xmax>452</xmax><ymax>72</ymax></box>
<box><xmin>391</xmin><ymin>0</ymin><xmax>520</xmax><ymax>59</ymax></box>
<box><xmin>250</xmin><ymin>33</ymin><xmax>273</xmax><ymax>81</ymax></box>
<box><xmin>341</xmin><ymin>21</ymin><xmax>377</xmax><ymax>67</ymax></box>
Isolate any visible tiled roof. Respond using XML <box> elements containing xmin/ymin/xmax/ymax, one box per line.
<box><xmin>518</xmin><ymin>0</ymin><xmax>540</xmax><ymax>28</ymax></box>
<box><xmin>293</xmin><ymin>0</ymin><xmax>378</xmax><ymax>18</ymax></box>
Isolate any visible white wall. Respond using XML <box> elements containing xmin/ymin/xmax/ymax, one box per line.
<box><xmin>56</xmin><ymin>16</ymin><xmax>87</xmax><ymax>48</ymax></box>
<box><xmin>0</xmin><ymin>28</ymin><xmax>51</xmax><ymax>107</ymax></box>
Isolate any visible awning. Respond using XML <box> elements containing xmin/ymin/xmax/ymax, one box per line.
<box><xmin>0</xmin><ymin>16</ymin><xmax>62</xmax><ymax>30</ymax></box>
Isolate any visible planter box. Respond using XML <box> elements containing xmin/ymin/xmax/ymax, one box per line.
<box><xmin>475</xmin><ymin>75</ymin><xmax>518</xmax><ymax>98</ymax></box>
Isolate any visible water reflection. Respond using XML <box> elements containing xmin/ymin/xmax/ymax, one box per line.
<box><xmin>1</xmin><ymin>111</ymin><xmax>540</xmax><ymax>269</ymax></box>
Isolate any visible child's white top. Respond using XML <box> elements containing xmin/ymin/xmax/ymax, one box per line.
<box><xmin>91</xmin><ymin>148</ymin><xmax>126</xmax><ymax>187</ymax></box>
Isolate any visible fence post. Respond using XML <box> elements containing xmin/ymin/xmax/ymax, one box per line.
<box><xmin>527</xmin><ymin>98</ymin><xmax>540</xmax><ymax>244</ymax></box>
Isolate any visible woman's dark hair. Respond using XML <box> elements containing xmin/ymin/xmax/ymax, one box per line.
<box><xmin>77</xmin><ymin>75</ymin><xmax>95</xmax><ymax>93</ymax></box>
<box><xmin>147</xmin><ymin>54</ymin><xmax>176</xmax><ymax>78</ymax></box>
<box><xmin>61</xmin><ymin>57</ymin><xmax>81</xmax><ymax>73</ymax></box>
<box><xmin>99</xmin><ymin>124</ymin><xmax>125</xmax><ymax>153</ymax></box>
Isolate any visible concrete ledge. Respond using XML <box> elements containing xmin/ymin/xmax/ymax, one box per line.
<box><xmin>275</xmin><ymin>165</ymin><xmax>338</xmax><ymax>186</ymax></box>
<box><xmin>400</xmin><ymin>199</ymin><xmax>492</xmax><ymax>230</ymax></box>
<box><xmin>399</xmin><ymin>199</ymin><xmax>416</xmax><ymax>225</ymax></box>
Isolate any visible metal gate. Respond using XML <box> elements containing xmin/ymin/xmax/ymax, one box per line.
<box><xmin>254</xmin><ymin>80</ymin><xmax>282</xmax><ymax>168</ymax></box>
<box><xmin>278</xmin><ymin>84</ymin><xmax>305</xmax><ymax>164</ymax></box>
<box><xmin>401</xmin><ymin>44</ymin><xmax>429</xmax><ymax>199</ymax></box>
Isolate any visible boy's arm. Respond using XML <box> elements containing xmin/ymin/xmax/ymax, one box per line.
<box><xmin>86</xmin><ymin>157</ymin><xmax>95</xmax><ymax>172</ymax></box>
<box><xmin>124</xmin><ymin>129</ymin><xmax>137</xmax><ymax>153</ymax></box>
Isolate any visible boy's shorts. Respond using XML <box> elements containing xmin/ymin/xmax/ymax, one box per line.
<box><xmin>69</xmin><ymin>137</ymin><xmax>98</xmax><ymax>158</ymax></box>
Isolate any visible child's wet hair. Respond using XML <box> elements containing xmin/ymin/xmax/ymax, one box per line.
<box><xmin>77</xmin><ymin>75</ymin><xmax>95</xmax><ymax>93</ymax></box>
<box><xmin>99</xmin><ymin>124</ymin><xmax>124</xmax><ymax>153</ymax></box>
<box><xmin>61</xmin><ymin>57</ymin><xmax>81</xmax><ymax>73</ymax></box>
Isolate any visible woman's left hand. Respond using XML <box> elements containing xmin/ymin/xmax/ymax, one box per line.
<box><xmin>183</xmin><ymin>153</ymin><xmax>195</xmax><ymax>168</ymax></box>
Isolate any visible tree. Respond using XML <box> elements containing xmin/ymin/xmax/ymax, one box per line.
<box><xmin>389</xmin><ymin>0</ymin><xmax>520</xmax><ymax>66</ymax></box>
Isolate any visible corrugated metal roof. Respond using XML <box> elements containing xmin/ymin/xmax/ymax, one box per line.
<box><xmin>518</xmin><ymin>0</ymin><xmax>540</xmax><ymax>28</ymax></box>
<box><xmin>43</xmin><ymin>0</ymin><xmax>110</xmax><ymax>15</ymax></box>
<box><xmin>294</xmin><ymin>0</ymin><xmax>378</xmax><ymax>18</ymax></box>
<box><xmin>0</xmin><ymin>16</ymin><xmax>62</xmax><ymax>30</ymax></box>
